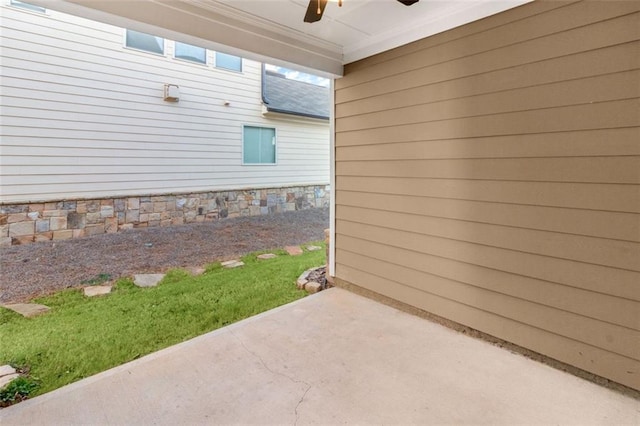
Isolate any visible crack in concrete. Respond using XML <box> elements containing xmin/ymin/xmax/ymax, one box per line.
<box><xmin>294</xmin><ymin>384</ymin><xmax>312</xmax><ymax>426</ymax></box>
<box><xmin>230</xmin><ymin>330</ymin><xmax>313</xmax><ymax>424</ymax></box>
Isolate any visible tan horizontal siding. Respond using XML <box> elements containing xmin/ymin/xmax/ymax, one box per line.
<box><xmin>338</xmin><ymin>176</ymin><xmax>640</xmax><ymax>213</ymax></box>
<box><xmin>336</xmin><ymin>11</ymin><xmax>640</xmax><ymax>103</ymax></box>
<box><xmin>336</xmin><ymin>70</ymin><xmax>640</xmax><ymax>131</ymax></box>
<box><xmin>335</xmin><ymin>220</ymin><xmax>640</xmax><ymax>305</ymax></box>
<box><xmin>335</xmin><ymin>191</ymin><xmax>640</xmax><ymax>242</ymax></box>
<box><xmin>336</xmin><ymin>128</ymin><xmax>640</xmax><ymax>160</ymax></box>
<box><xmin>338</xmin><ymin>98</ymin><xmax>640</xmax><ymax>146</ymax></box>
<box><xmin>337</xmin><ymin>41</ymin><xmax>640</xmax><ymax>118</ymax></box>
<box><xmin>337</xmin><ymin>157</ymin><xmax>640</xmax><ymax>184</ymax></box>
<box><xmin>337</xmin><ymin>236</ymin><xmax>639</xmax><ymax>329</ymax></box>
<box><xmin>336</xmin><ymin>206</ymin><xmax>639</xmax><ymax>271</ymax></box>
<box><xmin>335</xmin><ymin>0</ymin><xmax>640</xmax><ymax>389</ymax></box>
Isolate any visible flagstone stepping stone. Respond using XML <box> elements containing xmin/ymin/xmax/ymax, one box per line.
<box><xmin>257</xmin><ymin>253</ymin><xmax>277</xmax><ymax>260</ymax></box>
<box><xmin>83</xmin><ymin>285</ymin><xmax>112</xmax><ymax>297</ymax></box>
<box><xmin>221</xmin><ymin>260</ymin><xmax>244</xmax><ymax>268</ymax></box>
<box><xmin>0</xmin><ymin>365</ymin><xmax>18</xmax><ymax>389</ymax></box>
<box><xmin>185</xmin><ymin>266</ymin><xmax>206</xmax><ymax>276</ymax></box>
<box><xmin>0</xmin><ymin>373</ymin><xmax>20</xmax><ymax>389</ymax></box>
<box><xmin>0</xmin><ymin>365</ymin><xmax>16</xmax><ymax>377</ymax></box>
<box><xmin>284</xmin><ymin>246</ymin><xmax>303</xmax><ymax>256</ymax></box>
<box><xmin>306</xmin><ymin>245</ymin><xmax>322</xmax><ymax>251</ymax></box>
<box><xmin>1</xmin><ymin>303</ymin><xmax>50</xmax><ymax>318</ymax></box>
<box><xmin>133</xmin><ymin>274</ymin><xmax>165</xmax><ymax>288</ymax></box>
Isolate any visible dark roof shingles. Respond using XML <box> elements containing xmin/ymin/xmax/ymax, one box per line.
<box><xmin>263</xmin><ymin>70</ymin><xmax>330</xmax><ymax>119</ymax></box>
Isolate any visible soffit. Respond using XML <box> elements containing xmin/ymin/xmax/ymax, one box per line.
<box><xmin>31</xmin><ymin>0</ymin><xmax>531</xmax><ymax>77</ymax></box>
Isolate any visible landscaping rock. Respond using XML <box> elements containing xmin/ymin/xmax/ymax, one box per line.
<box><xmin>305</xmin><ymin>282</ymin><xmax>322</xmax><ymax>294</ymax></box>
<box><xmin>297</xmin><ymin>278</ymin><xmax>308</xmax><ymax>290</ymax></box>
<box><xmin>297</xmin><ymin>269</ymin><xmax>311</xmax><ymax>289</ymax></box>
<box><xmin>0</xmin><ymin>373</ymin><xmax>19</xmax><ymax>389</ymax></box>
<box><xmin>83</xmin><ymin>286</ymin><xmax>112</xmax><ymax>297</ymax></box>
<box><xmin>2</xmin><ymin>303</ymin><xmax>50</xmax><ymax>318</ymax></box>
<box><xmin>296</xmin><ymin>265</ymin><xmax>329</xmax><ymax>292</ymax></box>
<box><xmin>306</xmin><ymin>245</ymin><xmax>322</xmax><ymax>251</ymax></box>
<box><xmin>221</xmin><ymin>260</ymin><xmax>244</xmax><ymax>268</ymax></box>
<box><xmin>133</xmin><ymin>274</ymin><xmax>165</xmax><ymax>288</ymax></box>
<box><xmin>257</xmin><ymin>253</ymin><xmax>277</xmax><ymax>260</ymax></box>
<box><xmin>0</xmin><ymin>365</ymin><xmax>16</xmax><ymax>377</ymax></box>
<box><xmin>284</xmin><ymin>246</ymin><xmax>303</xmax><ymax>256</ymax></box>
<box><xmin>186</xmin><ymin>266</ymin><xmax>206</xmax><ymax>276</ymax></box>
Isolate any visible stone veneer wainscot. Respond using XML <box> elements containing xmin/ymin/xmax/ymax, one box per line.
<box><xmin>0</xmin><ymin>185</ymin><xmax>330</xmax><ymax>246</ymax></box>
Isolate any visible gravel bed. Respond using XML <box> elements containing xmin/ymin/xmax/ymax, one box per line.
<box><xmin>0</xmin><ymin>208</ymin><xmax>329</xmax><ymax>303</ymax></box>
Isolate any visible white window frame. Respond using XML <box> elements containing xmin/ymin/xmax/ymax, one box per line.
<box><xmin>241</xmin><ymin>125</ymin><xmax>278</xmax><ymax>166</ymax></box>
<box><xmin>123</xmin><ymin>29</ymin><xmax>166</xmax><ymax>57</ymax></box>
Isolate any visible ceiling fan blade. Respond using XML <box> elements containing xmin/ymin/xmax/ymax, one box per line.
<box><xmin>304</xmin><ymin>0</ymin><xmax>328</xmax><ymax>23</ymax></box>
<box><xmin>397</xmin><ymin>0</ymin><xmax>419</xmax><ymax>5</ymax></box>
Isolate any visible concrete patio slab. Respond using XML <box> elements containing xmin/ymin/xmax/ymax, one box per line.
<box><xmin>0</xmin><ymin>288</ymin><xmax>636</xmax><ymax>425</ymax></box>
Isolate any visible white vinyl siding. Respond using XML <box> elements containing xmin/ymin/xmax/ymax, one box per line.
<box><xmin>0</xmin><ymin>5</ymin><xmax>330</xmax><ymax>203</ymax></box>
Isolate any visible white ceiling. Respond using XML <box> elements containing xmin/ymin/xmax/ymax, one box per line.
<box><xmin>32</xmin><ymin>0</ymin><xmax>531</xmax><ymax>77</ymax></box>
<box><xmin>210</xmin><ymin>0</ymin><xmax>530</xmax><ymax>64</ymax></box>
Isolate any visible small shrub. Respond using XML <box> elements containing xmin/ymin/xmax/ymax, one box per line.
<box><xmin>0</xmin><ymin>377</ymin><xmax>39</xmax><ymax>406</ymax></box>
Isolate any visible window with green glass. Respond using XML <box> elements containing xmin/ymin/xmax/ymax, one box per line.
<box><xmin>125</xmin><ymin>29</ymin><xmax>164</xmax><ymax>55</ymax></box>
<box><xmin>243</xmin><ymin>126</ymin><xmax>276</xmax><ymax>164</ymax></box>
<box><xmin>174</xmin><ymin>42</ymin><xmax>206</xmax><ymax>64</ymax></box>
<box><xmin>215</xmin><ymin>52</ymin><xmax>242</xmax><ymax>72</ymax></box>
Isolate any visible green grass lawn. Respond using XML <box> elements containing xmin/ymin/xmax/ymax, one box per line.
<box><xmin>0</xmin><ymin>244</ymin><xmax>325</xmax><ymax>400</ymax></box>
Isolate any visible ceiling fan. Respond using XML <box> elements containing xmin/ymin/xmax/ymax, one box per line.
<box><xmin>304</xmin><ymin>0</ymin><xmax>419</xmax><ymax>23</ymax></box>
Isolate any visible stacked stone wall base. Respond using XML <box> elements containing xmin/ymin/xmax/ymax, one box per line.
<box><xmin>0</xmin><ymin>185</ymin><xmax>330</xmax><ymax>246</ymax></box>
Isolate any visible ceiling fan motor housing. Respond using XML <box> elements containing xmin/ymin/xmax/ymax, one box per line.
<box><xmin>304</xmin><ymin>0</ymin><xmax>419</xmax><ymax>23</ymax></box>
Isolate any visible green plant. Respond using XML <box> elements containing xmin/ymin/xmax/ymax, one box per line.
<box><xmin>0</xmin><ymin>377</ymin><xmax>39</xmax><ymax>406</ymax></box>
